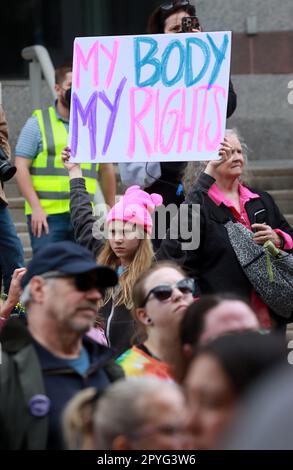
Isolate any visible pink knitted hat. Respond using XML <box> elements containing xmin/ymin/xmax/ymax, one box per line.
<box><xmin>106</xmin><ymin>185</ymin><xmax>163</xmax><ymax>234</ymax></box>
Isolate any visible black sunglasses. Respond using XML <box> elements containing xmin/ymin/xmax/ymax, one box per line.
<box><xmin>160</xmin><ymin>0</ymin><xmax>190</xmax><ymax>10</ymax></box>
<box><xmin>140</xmin><ymin>278</ymin><xmax>195</xmax><ymax>307</ymax></box>
<box><xmin>42</xmin><ymin>271</ymin><xmax>107</xmax><ymax>297</ymax></box>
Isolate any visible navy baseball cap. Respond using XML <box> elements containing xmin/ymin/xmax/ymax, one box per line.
<box><xmin>21</xmin><ymin>241</ymin><xmax>118</xmax><ymax>289</ymax></box>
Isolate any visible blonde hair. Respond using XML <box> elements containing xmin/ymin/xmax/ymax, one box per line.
<box><xmin>97</xmin><ymin>237</ymin><xmax>154</xmax><ymax>310</ymax></box>
<box><xmin>62</xmin><ymin>387</ymin><xmax>97</xmax><ymax>450</ymax></box>
<box><xmin>95</xmin><ymin>378</ymin><xmax>182</xmax><ymax>450</ymax></box>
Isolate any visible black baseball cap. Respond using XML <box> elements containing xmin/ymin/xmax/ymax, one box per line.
<box><xmin>21</xmin><ymin>241</ymin><xmax>118</xmax><ymax>289</ymax></box>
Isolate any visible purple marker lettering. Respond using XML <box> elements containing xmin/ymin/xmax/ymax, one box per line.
<box><xmin>99</xmin><ymin>77</ymin><xmax>127</xmax><ymax>156</ymax></box>
<box><xmin>71</xmin><ymin>92</ymin><xmax>98</xmax><ymax>160</ymax></box>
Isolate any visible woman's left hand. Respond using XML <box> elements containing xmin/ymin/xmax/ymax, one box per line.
<box><xmin>252</xmin><ymin>223</ymin><xmax>282</xmax><ymax>246</ymax></box>
<box><xmin>205</xmin><ymin>138</ymin><xmax>233</xmax><ymax>178</ymax></box>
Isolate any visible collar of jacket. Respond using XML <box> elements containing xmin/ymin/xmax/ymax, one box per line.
<box><xmin>0</xmin><ymin>318</ymin><xmax>115</xmax><ymax>372</ymax></box>
<box><xmin>34</xmin><ymin>336</ymin><xmax>114</xmax><ymax>373</ymax></box>
<box><xmin>186</xmin><ymin>172</ymin><xmax>265</xmax><ymax>225</ymax></box>
<box><xmin>186</xmin><ymin>172</ymin><xmax>216</xmax><ymax>201</ymax></box>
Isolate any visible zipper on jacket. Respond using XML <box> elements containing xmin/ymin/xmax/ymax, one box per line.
<box><xmin>106</xmin><ymin>300</ymin><xmax>115</xmax><ymax>346</ymax></box>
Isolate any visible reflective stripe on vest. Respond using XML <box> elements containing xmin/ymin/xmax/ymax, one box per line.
<box><xmin>25</xmin><ymin>106</ymin><xmax>98</xmax><ymax>215</ymax></box>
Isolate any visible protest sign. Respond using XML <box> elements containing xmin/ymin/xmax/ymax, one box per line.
<box><xmin>68</xmin><ymin>31</ymin><xmax>231</xmax><ymax>163</ymax></box>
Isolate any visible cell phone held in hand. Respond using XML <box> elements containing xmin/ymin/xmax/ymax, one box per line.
<box><xmin>181</xmin><ymin>16</ymin><xmax>201</xmax><ymax>33</ymax></box>
<box><xmin>253</xmin><ymin>209</ymin><xmax>267</xmax><ymax>232</ymax></box>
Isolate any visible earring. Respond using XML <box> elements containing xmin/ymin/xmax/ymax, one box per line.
<box><xmin>147</xmin><ymin>318</ymin><xmax>152</xmax><ymax>324</ymax></box>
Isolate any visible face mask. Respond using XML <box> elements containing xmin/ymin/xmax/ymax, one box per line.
<box><xmin>60</xmin><ymin>87</ymin><xmax>71</xmax><ymax>110</ymax></box>
<box><xmin>65</xmin><ymin>88</ymin><xmax>71</xmax><ymax>109</ymax></box>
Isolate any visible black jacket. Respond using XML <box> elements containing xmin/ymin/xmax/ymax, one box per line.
<box><xmin>157</xmin><ymin>173</ymin><xmax>293</xmax><ymax>323</ymax></box>
<box><xmin>70</xmin><ymin>178</ymin><xmax>136</xmax><ymax>354</ymax></box>
<box><xmin>0</xmin><ymin>319</ymin><xmax>123</xmax><ymax>450</ymax></box>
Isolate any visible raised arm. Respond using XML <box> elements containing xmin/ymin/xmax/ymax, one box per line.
<box><xmin>62</xmin><ymin>148</ymin><xmax>104</xmax><ymax>255</ymax></box>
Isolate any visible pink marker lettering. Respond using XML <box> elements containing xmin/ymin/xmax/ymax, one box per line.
<box><xmin>74</xmin><ymin>41</ymin><xmax>99</xmax><ymax>89</ymax></box>
<box><xmin>204</xmin><ymin>85</ymin><xmax>225</xmax><ymax>151</ymax></box>
<box><xmin>101</xmin><ymin>40</ymin><xmax>120</xmax><ymax>89</ymax></box>
<box><xmin>177</xmin><ymin>87</ymin><xmax>199</xmax><ymax>153</ymax></box>
<box><xmin>197</xmin><ymin>85</ymin><xmax>209</xmax><ymax>152</ymax></box>
<box><xmin>128</xmin><ymin>87</ymin><xmax>154</xmax><ymax>158</ymax></box>
<box><xmin>159</xmin><ymin>89</ymin><xmax>181</xmax><ymax>155</ymax></box>
<box><xmin>154</xmin><ymin>89</ymin><xmax>160</xmax><ymax>154</ymax></box>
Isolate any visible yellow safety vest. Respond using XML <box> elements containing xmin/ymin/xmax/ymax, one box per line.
<box><xmin>25</xmin><ymin>106</ymin><xmax>99</xmax><ymax>215</ymax></box>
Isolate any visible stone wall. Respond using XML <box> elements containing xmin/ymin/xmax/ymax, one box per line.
<box><xmin>1</xmin><ymin>80</ymin><xmax>51</xmax><ymax>158</ymax></box>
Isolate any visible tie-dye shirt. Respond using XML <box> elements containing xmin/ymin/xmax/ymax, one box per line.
<box><xmin>116</xmin><ymin>346</ymin><xmax>174</xmax><ymax>382</ymax></box>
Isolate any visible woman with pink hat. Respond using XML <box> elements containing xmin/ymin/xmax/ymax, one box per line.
<box><xmin>62</xmin><ymin>148</ymin><xmax>162</xmax><ymax>355</ymax></box>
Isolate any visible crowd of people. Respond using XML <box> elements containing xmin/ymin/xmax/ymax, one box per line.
<box><xmin>1</xmin><ymin>0</ymin><xmax>293</xmax><ymax>451</ymax></box>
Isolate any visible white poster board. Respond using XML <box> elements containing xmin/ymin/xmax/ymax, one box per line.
<box><xmin>68</xmin><ymin>31</ymin><xmax>232</xmax><ymax>163</ymax></box>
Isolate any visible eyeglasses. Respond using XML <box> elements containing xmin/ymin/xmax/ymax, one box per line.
<box><xmin>160</xmin><ymin>0</ymin><xmax>190</xmax><ymax>10</ymax></box>
<box><xmin>41</xmin><ymin>271</ymin><xmax>107</xmax><ymax>298</ymax></box>
<box><xmin>140</xmin><ymin>278</ymin><xmax>195</xmax><ymax>307</ymax></box>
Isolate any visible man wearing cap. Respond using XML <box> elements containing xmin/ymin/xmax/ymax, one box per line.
<box><xmin>0</xmin><ymin>241</ymin><xmax>123</xmax><ymax>450</ymax></box>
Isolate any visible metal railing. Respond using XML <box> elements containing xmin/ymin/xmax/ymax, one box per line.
<box><xmin>21</xmin><ymin>45</ymin><xmax>56</xmax><ymax>110</ymax></box>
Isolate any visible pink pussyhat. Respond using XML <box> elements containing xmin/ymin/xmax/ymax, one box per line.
<box><xmin>106</xmin><ymin>185</ymin><xmax>163</xmax><ymax>234</ymax></box>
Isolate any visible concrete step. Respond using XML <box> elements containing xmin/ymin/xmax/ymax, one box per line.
<box><xmin>19</xmin><ymin>231</ymin><xmax>31</xmax><ymax>249</ymax></box>
<box><xmin>248</xmin><ymin>160</ymin><xmax>293</xmax><ymax>173</ymax></box>
<box><xmin>247</xmin><ymin>175</ymin><xmax>293</xmax><ymax>191</ymax></box>
<box><xmin>9</xmin><ymin>207</ymin><xmax>26</xmax><ymax>224</ymax></box>
<box><xmin>24</xmin><ymin>246</ymin><xmax>32</xmax><ymax>264</ymax></box>
<box><xmin>15</xmin><ymin>222</ymin><xmax>28</xmax><ymax>233</ymax></box>
<box><xmin>285</xmin><ymin>214</ymin><xmax>293</xmax><ymax>226</ymax></box>
<box><xmin>246</xmin><ymin>162</ymin><xmax>293</xmax><ymax>191</ymax></box>
<box><xmin>8</xmin><ymin>198</ymin><xmax>25</xmax><ymax>223</ymax></box>
<box><xmin>3</xmin><ymin>181</ymin><xmax>21</xmax><ymax>198</ymax></box>
<box><xmin>7</xmin><ymin>196</ymin><xmax>26</xmax><ymax>223</ymax></box>
<box><xmin>267</xmin><ymin>190</ymin><xmax>293</xmax><ymax>215</ymax></box>
<box><xmin>8</xmin><ymin>197</ymin><xmax>24</xmax><ymax>209</ymax></box>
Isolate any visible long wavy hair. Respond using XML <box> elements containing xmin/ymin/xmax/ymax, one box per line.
<box><xmin>97</xmin><ymin>237</ymin><xmax>154</xmax><ymax>310</ymax></box>
<box><xmin>182</xmin><ymin>128</ymin><xmax>250</xmax><ymax>197</ymax></box>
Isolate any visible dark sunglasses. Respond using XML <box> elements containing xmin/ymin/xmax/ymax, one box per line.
<box><xmin>42</xmin><ymin>271</ymin><xmax>107</xmax><ymax>297</ymax></box>
<box><xmin>160</xmin><ymin>0</ymin><xmax>190</xmax><ymax>10</ymax></box>
<box><xmin>140</xmin><ymin>278</ymin><xmax>195</xmax><ymax>307</ymax></box>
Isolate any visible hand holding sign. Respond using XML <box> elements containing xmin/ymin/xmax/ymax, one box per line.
<box><xmin>62</xmin><ymin>147</ymin><xmax>82</xmax><ymax>179</ymax></box>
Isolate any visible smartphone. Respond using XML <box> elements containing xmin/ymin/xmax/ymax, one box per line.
<box><xmin>253</xmin><ymin>209</ymin><xmax>267</xmax><ymax>231</ymax></box>
<box><xmin>181</xmin><ymin>16</ymin><xmax>201</xmax><ymax>33</ymax></box>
